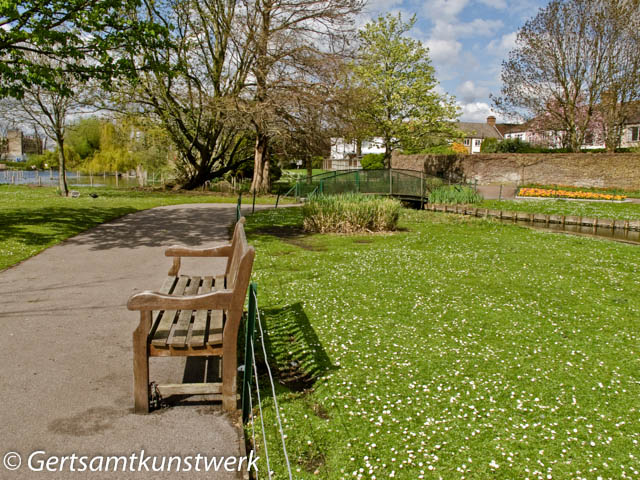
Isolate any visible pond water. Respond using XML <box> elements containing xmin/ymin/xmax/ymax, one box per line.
<box><xmin>0</xmin><ymin>170</ymin><xmax>155</xmax><ymax>188</ymax></box>
<box><xmin>499</xmin><ymin>218</ymin><xmax>640</xmax><ymax>245</ymax></box>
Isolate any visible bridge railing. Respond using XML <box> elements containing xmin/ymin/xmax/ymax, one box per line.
<box><xmin>278</xmin><ymin>169</ymin><xmax>471</xmax><ymax>204</ymax></box>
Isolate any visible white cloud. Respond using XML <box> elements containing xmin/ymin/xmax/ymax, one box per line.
<box><xmin>476</xmin><ymin>0</ymin><xmax>508</xmax><ymax>9</ymax></box>
<box><xmin>458</xmin><ymin>102</ymin><xmax>502</xmax><ymax>122</ymax></box>
<box><xmin>487</xmin><ymin>31</ymin><xmax>518</xmax><ymax>57</ymax></box>
<box><xmin>458</xmin><ymin>80</ymin><xmax>490</xmax><ymax>103</ymax></box>
<box><xmin>422</xmin><ymin>0</ymin><xmax>470</xmax><ymax>21</ymax></box>
<box><xmin>431</xmin><ymin>18</ymin><xmax>503</xmax><ymax>39</ymax></box>
<box><xmin>364</xmin><ymin>0</ymin><xmax>405</xmax><ymax>12</ymax></box>
<box><xmin>425</xmin><ymin>38</ymin><xmax>462</xmax><ymax>64</ymax></box>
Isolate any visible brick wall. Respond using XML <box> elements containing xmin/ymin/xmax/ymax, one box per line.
<box><xmin>391</xmin><ymin>152</ymin><xmax>640</xmax><ymax>189</ymax></box>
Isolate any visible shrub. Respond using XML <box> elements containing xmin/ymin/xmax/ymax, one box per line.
<box><xmin>428</xmin><ymin>185</ymin><xmax>483</xmax><ymax>204</ymax></box>
<box><xmin>360</xmin><ymin>153</ymin><xmax>385</xmax><ymax>170</ymax></box>
<box><xmin>480</xmin><ymin>137</ymin><xmax>499</xmax><ymax>153</ymax></box>
<box><xmin>496</xmin><ymin>138</ymin><xmax>537</xmax><ymax>153</ymax></box>
<box><xmin>302</xmin><ymin>193</ymin><xmax>401</xmax><ymax>233</ymax></box>
<box><xmin>451</xmin><ymin>142</ymin><xmax>469</xmax><ymax>154</ymax></box>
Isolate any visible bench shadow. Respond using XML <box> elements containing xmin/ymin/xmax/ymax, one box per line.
<box><xmin>156</xmin><ymin>357</ymin><xmax>223</xmax><ymax>408</ymax></box>
<box><xmin>154</xmin><ymin>302</ymin><xmax>335</xmax><ymax>407</ymax></box>
<box><xmin>258</xmin><ymin>302</ymin><xmax>337</xmax><ymax>391</ymax></box>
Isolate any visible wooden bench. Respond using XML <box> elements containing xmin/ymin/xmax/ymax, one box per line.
<box><xmin>127</xmin><ymin>219</ymin><xmax>255</xmax><ymax>414</ymax></box>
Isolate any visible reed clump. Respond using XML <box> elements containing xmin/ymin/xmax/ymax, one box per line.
<box><xmin>303</xmin><ymin>193</ymin><xmax>401</xmax><ymax>233</ymax></box>
<box><xmin>429</xmin><ymin>185</ymin><xmax>483</xmax><ymax>204</ymax></box>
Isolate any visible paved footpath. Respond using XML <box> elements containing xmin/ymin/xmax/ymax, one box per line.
<box><xmin>0</xmin><ymin>204</ymin><xmax>261</xmax><ymax>480</ymax></box>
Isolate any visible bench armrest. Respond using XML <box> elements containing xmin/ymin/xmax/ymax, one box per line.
<box><xmin>164</xmin><ymin>244</ymin><xmax>232</xmax><ymax>257</ymax></box>
<box><xmin>164</xmin><ymin>244</ymin><xmax>232</xmax><ymax>275</ymax></box>
<box><xmin>127</xmin><ymin>290</ymin><xmax>233</xmax><ymax>311</ymax></box>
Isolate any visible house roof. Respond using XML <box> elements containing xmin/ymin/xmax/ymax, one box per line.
<box><xmin>495</xmin><ymin>123</ymin><xmax>520</xmax><ymax>135</ymax></box>
<box><xmin>456</xmin><ymin>122</ymin><xmax>503</xmax><ymax>139</ymax></box>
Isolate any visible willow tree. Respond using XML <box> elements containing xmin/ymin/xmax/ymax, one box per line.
<box><xmin>353</xmin><ymin>14</ymin><xmax>459</xmax><ymax>167</ymax></box>
<box><xmin>243</xmin><ymin>0</ymin><xmax>364</xmax><ymax>193</ymax></box>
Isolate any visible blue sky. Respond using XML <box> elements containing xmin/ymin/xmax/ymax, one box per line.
<box><xmin>361</xmin><ymin>0</ymin><xmax>547</xmax><ymax>122</ymax></box>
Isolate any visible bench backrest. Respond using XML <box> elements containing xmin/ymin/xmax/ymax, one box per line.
<box><xmin>224</xmin><ymin>221</ymin><xmax>255</xmax><ymax>338</ymax></box>
<box><xmin>225</xmin><ymin>217</ymin><xmax>246</xmax><ymax>278</ymax></box>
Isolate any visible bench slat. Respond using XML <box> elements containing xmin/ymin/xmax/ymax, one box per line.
<box><xmin>169</xmin><ymin>276</ymin><xmax>201</xmax><ymax>347</ymax></box>
<box><xmin>149</xmin><ymin>276</ymin><xmax>177</xmax><ymax>339</ymax></box>
<box><xmin>207</xmin><ymin>275</ymin><xmax>226</xmax><ymax>346</ymax></box>
<box><xmin>189</xmin><ymin>276</ymin><xmax>213</xmax><ymax>347</ymax></box>
<box><xmin>151</xmin><ymin>275</ymin><xmax>189</xmax><ymax>346</ymax></box>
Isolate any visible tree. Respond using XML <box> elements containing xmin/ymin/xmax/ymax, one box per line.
<box><xmin>1</xmin><ymin>55</ymin><xmax>94</xmax><ymax>195</ymax></box>
<box><xmin>352</xmin><ymin>13</ymin><xmax>460</xmax><ymax>167</ymax></box>
<box><xmin>0</xmin><ymin>0</ymin><xmax>168</xmax><ymax>99</ymax></box>
<box><xmin>592</xmin><ymin>0</ymin><xmax>640</xmax><ymax>151</ymax></box>
<box><xmin>243</xmin><ymin>0</ymin><xmax>364</xmax><ymax>193</ymax></box>
<box><xmin>493</xmin><ymin>0</ymin><xmax>640</xmax><ymax>152</ymax></box>
<box><xmin>66</xmin><ymin>117</ymin><xmax>103</xmax><ymax>160</ymax></box>
<box><xmin>118</xmin><ymin>0</ymin><xmax>254</xmax><ymax>189</ymax></box>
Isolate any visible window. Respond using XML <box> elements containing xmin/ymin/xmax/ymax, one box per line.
<box><xmin>463</xmin><ymin>138</ymin><xmax>470</xmax><ymax>146</ymax></box>
<box><xmin>631</xmin><ymin>126</ymin><xmax>640</xmax><ymax>142</ymax></box>
<box><xmin>474</xmin><ymin>139</ymin><xmax>482</xmax><ymax>147</ymax></box>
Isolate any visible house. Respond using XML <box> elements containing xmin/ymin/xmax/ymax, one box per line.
<box><xmin>456</xmin><ymin>116</ymin><xmax>504</xmax><ymax>153</ymax></box>
<box><xmin>0</xmin><ymin>129</ymin><xmax>44</xmax><ymax>161</ymax></box>
<box><xmin>327</xmin><ymin>137</ymin><xmax>386</xmax><ymax>170</ymax></box>
<box><xmin>503</xmin><ymin>106</ymin><xmax>640</xmax><ymax>150</ymax></box>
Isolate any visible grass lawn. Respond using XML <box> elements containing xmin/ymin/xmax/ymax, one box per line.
<box><xmin>245</xmin><ymin>207</ymin><xmax>640</xmax><ymax>479</ymax></box>
<box><xmin>0</xmin><ymin>185</ymin><xmax>290</xmax><ymax>271</ymax></box>
<box><xmin>479</xmin><ymin>199</ymin><xmax>640</xmax><ymax>221</ymax></box>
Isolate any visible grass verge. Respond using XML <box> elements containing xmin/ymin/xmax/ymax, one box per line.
<box><xmin>0</xmin><ymin>185</ymin><xmax>290</xmax><ymax>270</ymax></box>
<box><xmin>479</xmin><ymin>199</ymin><xmax>640</xmax><ymax>220</ymax></box>
<box><xmin>245</xmin><ymin>207</ymin><xmax>640</xmax><ymax>479</ymax></box>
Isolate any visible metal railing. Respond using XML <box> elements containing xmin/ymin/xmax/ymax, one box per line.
<box><xmin>241</xmin><ymin>283</ymin><xmax>293</xmax><ymax>479</ymax></box>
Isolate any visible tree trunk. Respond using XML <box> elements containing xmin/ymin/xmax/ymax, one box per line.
<box><xmin>55</xmin><ymin>137</ymin><xmax>69</xmax><ymax>196</ymax></box>
<box><xmin>182</xmin><ymin>163</ymin><xmax>214</xmax><ymax>190</ymax></box>
<box><xmin>306</xmin><ymin>155</ymin><xmax>312</xmax><ymax>184</ymax></box>
<box><xmin>136</xmin><ymin>164</ymin><xmax>145</xmax><ymax>187</ymax></box>
<box><xmin>384</xmin><ymin>137</ymin><xmax>392</xmax><ymax>169</ymax></box>
<box><xmin>251</xmin><ymin>133</ymin><xmax>271</xmax><ymax>193</ymax></box>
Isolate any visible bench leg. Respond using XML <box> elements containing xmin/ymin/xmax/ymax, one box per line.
<box><xmin>133</xmin><ymin>311</ymin><xmax>152</xmax><ymax>414</ymax></box>
<box><xmin>221</xmin><ymin>313</ymin><xmax>239</xmax><ymax>411</ymax></box>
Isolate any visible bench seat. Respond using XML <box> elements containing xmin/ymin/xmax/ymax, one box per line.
<box><xmin>149</xmin><ymin>275</ymin><xmax>226</xmax><ymax>356</ymax></box>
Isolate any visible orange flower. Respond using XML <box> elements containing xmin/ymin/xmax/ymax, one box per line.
<box><xmin>518</xmin><ymin>188</ymin><xmax>625</xmax><ymax>201</ymax></box>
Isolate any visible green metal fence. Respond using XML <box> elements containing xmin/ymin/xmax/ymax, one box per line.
<box><xmin>276</xmin><ymin>168</ymin><xmax>478</xmax><ymax>205</ymax></box>
<box><xmin>241</xmin><ymin>281</ymin><xmax>258</xmax><ymax>423</ymax></box>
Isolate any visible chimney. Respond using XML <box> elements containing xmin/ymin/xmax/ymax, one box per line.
<box><xmin>486</xmin><ymin>116</ymin><xmax>496</xmax><ymax>127</ymax></box>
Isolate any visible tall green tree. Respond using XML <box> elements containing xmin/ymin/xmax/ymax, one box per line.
<box><xmin>0</xmin><ymin>0</ymin><xmax>168</xmax><ymax>99</ymax></box>
<box><xmin>353</xmin><ymin>13</ymin><xmax>459</xmax><ymax>167</ymax></box>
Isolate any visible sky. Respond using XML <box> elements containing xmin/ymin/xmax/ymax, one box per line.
<box><xmin>361</xmin><ymin>0</ymin><xmax>547</xmax><ymax>122</ymax></box>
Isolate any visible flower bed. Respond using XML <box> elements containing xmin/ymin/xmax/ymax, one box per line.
<box><xmin>518</xmin><ymin>187</ymin><xmax>626</xmax><ymax>201</ymax></box>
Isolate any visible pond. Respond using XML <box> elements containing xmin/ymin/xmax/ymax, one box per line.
<box><xmin>0</xmin><ymin>170</ymin><xmax>163</xmax><ymax>188</ymax></box>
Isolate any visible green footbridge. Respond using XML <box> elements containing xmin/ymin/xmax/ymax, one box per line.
<box><xmin>282</xmin><ymin>169</ymin><xmax>456</xmax><ymax>204</ymax></box>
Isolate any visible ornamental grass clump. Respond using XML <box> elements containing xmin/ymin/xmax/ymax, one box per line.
<box><xmin>302</xmin><ymin>193</ymin><xmax>401</xmax><ymax>233</ymax></box>
<box><xmin>429</xmin><ymin>185</ymin><xmax>483</xmax><ymax>204</ymax></box>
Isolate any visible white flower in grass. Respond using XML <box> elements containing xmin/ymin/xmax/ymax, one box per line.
<box><xmin>489</xmin><ymin>460</ymin><xmax>499</xmax><ymax>469</ymax></box>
